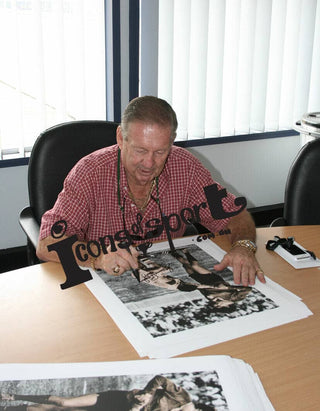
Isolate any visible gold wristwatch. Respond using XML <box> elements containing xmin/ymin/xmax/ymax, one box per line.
<box><xmin>231</xmin><ymin>239</ymin><xmax>257</xmax><ymax>253</ymax></box>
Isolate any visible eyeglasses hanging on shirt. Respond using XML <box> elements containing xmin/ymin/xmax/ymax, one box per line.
<box><xmin>117</xmin><ymin>148</ymin><xmax>177</xmax><ymax>253</ymax></box>
<box><xmin>117</xmin><ymin>148</ymin><xmax>162</xmax><ymax>242</ymax></box>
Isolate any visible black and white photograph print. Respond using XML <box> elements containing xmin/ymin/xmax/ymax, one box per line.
<box><xmin>96</xmin><ymin>243</ymin><xmax>278</xmax><ymax>338</ymax></box>
<box><xmin>0</xmin><ymin>357</ymin><xmax>276</xmax><ymax>410</ymax></box>
<box><xmin>86</xmin><ymin>236</ymin><xmax>312</xmax><ymax>358</ymax></box>
<box><xmin>0</xmin><ymin>371</ymin><xmax>226</xmax><ymax>411</ymax></box>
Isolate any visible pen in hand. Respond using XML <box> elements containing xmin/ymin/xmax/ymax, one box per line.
<box><xmin>120</xmin><ymin>242</ymin><xmax>141</xmax><ymax>282</ymax></box>
<box><xmin>130</xmin><ymin>263</ymin><xmax>141</xmax><ymax>282</ymax></box>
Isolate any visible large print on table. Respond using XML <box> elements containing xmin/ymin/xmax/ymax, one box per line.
<box><xmin>0</xmin><ymin>356</ymin><xmax>275</xmax><ymax>410</ymax></box>
<box><xmin>101</xmin><ymin>245</ymin><xmax>276</xmax><ymax>337</ymax></box>
<box><xmin>0</xmin><ymin>370</ymin><xmax>225</xmax><ymax>410</ymax></box>
<box><xmin>86</xmin><ymin>236</ymin><xmax>312</xmax><ymax>358</ymax></box>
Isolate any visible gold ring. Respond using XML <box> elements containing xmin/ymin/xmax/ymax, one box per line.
<box><xmin>256</xmin><ymin>268</ymin><xmax>264</xmax><ymax>274</ymax></box>
<box><xmin>112</xmin><ymin>265</ymin><xmax>120</xmax><ymax>274</ymax></box>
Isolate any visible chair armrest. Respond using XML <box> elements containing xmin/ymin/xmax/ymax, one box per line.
<box><xmin>19</xmin><ymin>207</ymin><xmax>40</xmax><ymax>249</ymax></box>
<box><xmin>270</xmin><ymin>217</ymin><xmax>287</xmax><ymax>227</ymax></box>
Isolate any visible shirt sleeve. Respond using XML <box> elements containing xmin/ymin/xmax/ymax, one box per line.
<box><xmin>184</xmin><ymin>154</ymin><xmax>244</xmax><ymax>232</ymax></box>
<box><xmin>39</xmin><ymin>159</ymin><xmax>95</xmax><ymax>241</ymax></box>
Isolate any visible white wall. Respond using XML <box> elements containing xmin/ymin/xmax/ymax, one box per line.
<box><xmin>0</xmin><ymin>133</ymin><xmax>301</xmax><ymax>250</ymax></box>
<box><xmin>189</xmin><ymin>133</ymin><xmax>301</xmax><ymax>208</ymax></box>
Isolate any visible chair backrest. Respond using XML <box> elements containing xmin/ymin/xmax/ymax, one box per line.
<box><xmin>284</xmin><ymin>138</ymin><xmax>320</xmax><ymax>225</ymax></box>
<box><xmin>28</xmin><ymin>120</ymin><xmax>118</xmax><ymax>224</ymax></box>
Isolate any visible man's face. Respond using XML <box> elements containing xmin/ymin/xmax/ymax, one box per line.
<box><xmin>117</xmin><ymin>121</ymin><xmax>173</xmax><ymax>187</ymax></box>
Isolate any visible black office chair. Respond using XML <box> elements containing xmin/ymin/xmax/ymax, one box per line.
<box><xmin>271</xmin><ymin>138</ymin><xmax>320</xmax><ymax>226</ymax></box>
<box><xmin>19</xmin><ymin>120</ymin><xmax>119</xmax><ymax>265</ymax></box>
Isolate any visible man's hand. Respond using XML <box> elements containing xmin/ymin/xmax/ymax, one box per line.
<box><xmin>94</xmin><ymin>243</ymin><xmax>139</xmax><ymax>276</ymax></box>
<box><xmin>37</xmin><ymin>236</ymin><xmax>139</xmax><ymax>276</ymax></box>
<box><xmin>217</xmin><ymin>209</ymin><xmax>266</xmax><ymax>286</ymax></box>
<box><xmin>214</xmin><ymin>246</ymin><xmax>266</xmax><ymax>286</ymax></box>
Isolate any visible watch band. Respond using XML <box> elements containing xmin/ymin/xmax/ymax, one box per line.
<box><xmin>231</xmin><ymin>239</ymin><xmax>257</xmax><ymax>253</ymax></box>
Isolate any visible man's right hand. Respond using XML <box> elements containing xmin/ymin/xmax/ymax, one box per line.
<box><xmin>37</xmin><ymin>236</ymin><xmax>139</xmax><ymax>276</ymax></box>
<box><xmin>94</xmin><ymin>243</ymin><xmax>139</xmax><ymax>275</ymax></box>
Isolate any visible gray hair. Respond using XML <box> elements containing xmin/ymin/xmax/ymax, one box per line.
<box><xmin>121</xmin><ymin>96</ymin><xmax>178</xmax><ymax>141</ymax></box>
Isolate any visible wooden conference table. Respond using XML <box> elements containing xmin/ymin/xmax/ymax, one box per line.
<box><xmin>1</xmin><ymin>226</ymin><xmax>319</xmax><ymax>410</ymax></box>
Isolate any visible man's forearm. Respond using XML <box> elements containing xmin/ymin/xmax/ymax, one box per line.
<box><xmin>36</xmin><ymin>235</ymin><xmax>94</xmax><ymax>269</ymax></box>
<box><xmin>227</xmin><ymin>209</ymin><xmax>256</xmax><ymax>244</ymax></box>
<box><xmin>215</xmin><ymin>209</ymin><xmax>265</xmax><ymax>285</ymax></box>
<box><xmin>36</xmin><ymin>235</ymin><xmax>138</xmax><ymax>275</ymax></box>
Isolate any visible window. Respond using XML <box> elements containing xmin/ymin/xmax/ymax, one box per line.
<box><xmin>141</xmin><ymin>0</ymin><xmax>320</xmax><ymax>141</ymax></box>
<box><xmin>0</xmin><ymin>0</ymin><xmax>106</xmax><ymax>160</ymax></box>
<box><xmin>2</xmin><ymin>0</ymin><xmax>319</xmax><ymax>159</ymax></box>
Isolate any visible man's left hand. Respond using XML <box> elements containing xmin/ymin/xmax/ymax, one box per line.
<box><xmin>214</xmin><ymin>246</ymin><xmax>266</xmax><ymax>286</ymax></box>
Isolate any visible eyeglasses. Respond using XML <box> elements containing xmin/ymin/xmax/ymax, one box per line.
<box><xmin>117</xmin><ymin>147</ymin><xmax>177</xmax><ymax>254</ymax></box>
<box><xmin>120</xmin><ymin>194</ymin><xmax>164</xmax><ymax>244</ymax></box>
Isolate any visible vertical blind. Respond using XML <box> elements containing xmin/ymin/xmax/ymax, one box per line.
<box><xmin>158</xmin><ymin>0</ymin><xmax>320</xmax><ymax>141</ymax></box>
<box><xmin>0</xmin><ymin>0</ymin><xmax>106</xmax><ymax>159</ymax></box>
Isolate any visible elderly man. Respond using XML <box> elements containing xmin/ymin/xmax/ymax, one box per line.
<box><xmin>37</xmin><ymin>96</ymin><xmax>265</xmax><ymax>286</ymax></box>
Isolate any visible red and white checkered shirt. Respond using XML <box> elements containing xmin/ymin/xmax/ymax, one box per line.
<box><xmin>39</xmin><ymin>145</ymin><xmax>241</xmax><ymax>244</ymax></box>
